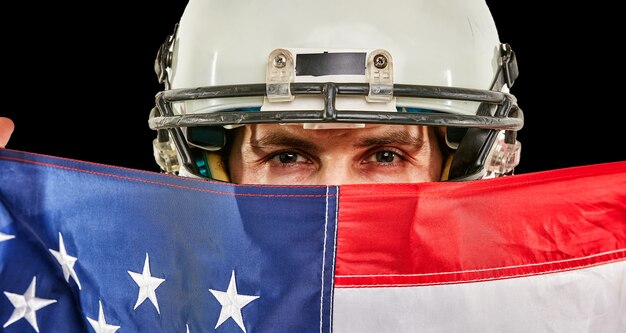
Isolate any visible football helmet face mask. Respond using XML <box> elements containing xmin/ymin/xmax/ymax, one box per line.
<box><xmin>149</xmin><ymin>0</ymin><xmax>523</xmax><ymax>183</ymax></box>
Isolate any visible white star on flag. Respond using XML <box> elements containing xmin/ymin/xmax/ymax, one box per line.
<box><xmin>3</xmin><ymin>276</ymin><xmax>57</xmax><ymax>333</ymax></box>
<box><xmin>49</xmin><ymin>232</ymin><xmax>81</xmax><ymax>290</ymax></box>
<box><xmin>209</xmin><ymin>270</ymin><xmax>259</xmax><ymax>333</ymax></box>
<box><xmin>0</xmin><ymin>232</ymin><xmax>15</xmax><ymax>242</ymax></box>
<box><xmin>86</xmin><ymin>300</ymin><xmax>120</xmax><ymax>333</ymax></box>
<box><xmin>127</xmin><ymin>253</ymin><xmax>165</xmax><ymax>314</ymax></box>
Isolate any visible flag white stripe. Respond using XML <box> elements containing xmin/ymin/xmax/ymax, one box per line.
<box><xmin>332</xmin><ymin>260</ymin><xmax>626</xmax><ymax>332</ymax></box>
<box><xmin>329</xmin><ymin>186</ymin><xmax>339</xmax><ymax>329</ymax></box>
<box><xmin>319</xmin><ymin>186</ymin><xmax>330</xmax><ymax>333</ymax></box>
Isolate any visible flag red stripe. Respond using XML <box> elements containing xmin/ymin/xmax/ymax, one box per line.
<box><xmin>335</xmin><ymin>162</ymin><xmax>626</xmax><ymax>287</ymax></box>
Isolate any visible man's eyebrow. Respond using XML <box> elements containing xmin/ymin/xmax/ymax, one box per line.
<box><xmin>355</xmin><ymin>130</ymin><xmax>424</xmax><ymax>148</ymax></box>
<box><xmin>250</xmin><ymin>131</ymin><xmax>319</xmax><ymax>152</ymax></box>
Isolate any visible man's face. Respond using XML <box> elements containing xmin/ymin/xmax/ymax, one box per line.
<box><xmin>228</xmin><ymin>124</ymin><xmax>443</xmax><ymax>185</ymax></box>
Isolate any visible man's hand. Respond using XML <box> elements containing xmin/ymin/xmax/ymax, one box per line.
<box><xmin>0</xmin><ymin>117</ymin><xmax>14</xmax><ymax>148</ymax></box>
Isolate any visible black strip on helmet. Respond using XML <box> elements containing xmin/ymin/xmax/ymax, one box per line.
<box><xmin>296</xmin><ymin>52</ymin><xmax>366</xmax><ymax>77</ymax></box>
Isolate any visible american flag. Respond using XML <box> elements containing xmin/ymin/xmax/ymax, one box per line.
<box><xmin>1</xmin><ymin>149</ymin><xmax>625</xmax><ymax>332</ymax></box>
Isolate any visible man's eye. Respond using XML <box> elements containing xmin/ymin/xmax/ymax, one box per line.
<box><xmin>270</xmin><ymin>152</ymin><xmax>304</xmax><ymax>164</ymax></box>
<box><xmin>374</xmin><ymin>151</ymin><xmax>397</xmax><ymax>163</ymax></box>
<box><xmin>278</xmin><ymin>152</ymin><xmax>297</xmax><ymax>163</ymax></box>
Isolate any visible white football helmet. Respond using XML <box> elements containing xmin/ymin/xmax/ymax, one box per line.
<box><xmin>149</xmin><ymin>0</ymin><xmax>523</xmax><ymax>182</ymax></box>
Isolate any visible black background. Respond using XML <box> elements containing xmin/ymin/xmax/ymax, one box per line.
<box><xmin>3</xmin><ymin>1</ymin><xmax>623</xmax><ymax>175</ymax></box>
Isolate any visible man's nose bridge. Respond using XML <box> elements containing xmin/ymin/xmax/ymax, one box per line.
<box><xmin>318</xmin><ymin>158</ymin><xmax>356</xmax><ymax>185</ymax></box>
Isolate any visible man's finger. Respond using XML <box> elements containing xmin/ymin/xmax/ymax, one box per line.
<box><xmin>0</xmin><ymin>117</ymin><xmax>15</xmax><ymax>148</ymax></box>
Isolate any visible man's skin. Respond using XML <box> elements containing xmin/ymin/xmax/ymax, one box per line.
<box><xmin>229</xmin><ymin>124</ymin><xmax>443</xmax><ymax>185</ymax></box>
<box><xmin>0</xmin><ymin>117</ymin><xmax>13</xmax><ymax>148</ymax></box>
